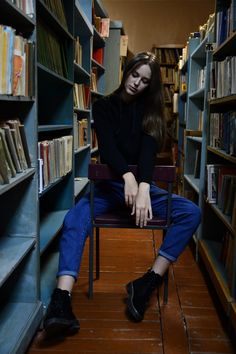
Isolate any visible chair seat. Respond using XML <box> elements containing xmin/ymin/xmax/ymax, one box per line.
<box><xmin>94</xmin><ymin>212</ymin><xmax>167</xmax><ymax>227</ymax></box>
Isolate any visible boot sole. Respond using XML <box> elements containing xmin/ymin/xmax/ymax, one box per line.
<box><xmin>126</xmin><ymin>282</ymin><xmax>143</xmax><ymax>322</ymax></box>
<box><xmin>44</xmin><ymin>318</ymin><xmax>80</xmax><ymax>337</ymax></box>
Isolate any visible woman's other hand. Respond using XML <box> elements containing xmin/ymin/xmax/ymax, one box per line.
<box><xmin>122</xmin><ymin>172</ymin><xmax>138</xmax><ymax>207</ymax></box>
<box><xmin>132</xmin><ymin>182</ymin><xmax>152</xmax><ymax>227</ymax></box>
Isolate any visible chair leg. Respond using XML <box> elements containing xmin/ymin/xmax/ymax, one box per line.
<box><xmin>96</xmin><ymin>227</ymin><xmax>100</xmax><ymax>279</ymax></box>
<box><xmin>88</xmin><ymin>227</ymin><xmax>94</xmax><ymax>299</ymax></box>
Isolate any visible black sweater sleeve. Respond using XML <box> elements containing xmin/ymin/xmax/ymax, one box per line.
<box><xmin>138</xmin><ymin>134</ymin><xmax>158</xmax><ymax>184</ymax></box>
<box><xmin>92</xmin><ymin>97</ymin><xmax>130</xmax><ymax>177</ymax></box>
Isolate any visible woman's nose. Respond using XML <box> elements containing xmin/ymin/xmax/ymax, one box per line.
<box><xmin>134</xmin><ymin>78</ymin><xmax>141</xmax><ymax>86</ymax></box>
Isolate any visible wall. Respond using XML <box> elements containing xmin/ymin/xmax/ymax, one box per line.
<box><xmin>103</xmin><ymin>0</ymin><xmax>215</xmax><ymax>53</ymax></box>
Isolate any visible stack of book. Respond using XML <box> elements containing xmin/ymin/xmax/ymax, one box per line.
<box><xmin>0</xmin><ymin>119</ymin><xmax>31</xmax><ymax>184</ymax></box>
<box><xmin>0</xmin><ymin>25</ymin><xmax>35</xmax><ymax>96</ymax></box>
<box><xmin>38</xmin><ymin>135</ymin><xmax>73</xmax><ymax>193</ymax></box>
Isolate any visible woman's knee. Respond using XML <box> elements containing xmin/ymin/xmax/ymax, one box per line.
<box><xmin>63</xmin><ymin>197</ymin><xmax>90</xmax><ymax>228</ymax></box>
<box><xmin>185</xmin><ymin>200</ymin><xmax>201</xmax><ymax>227</ymax></box>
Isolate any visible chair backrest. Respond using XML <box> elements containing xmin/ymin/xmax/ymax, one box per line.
<box><xmin>88</xmin><ymin>164</ymin><xmax>176</xmax><ymax>183</ymax></box>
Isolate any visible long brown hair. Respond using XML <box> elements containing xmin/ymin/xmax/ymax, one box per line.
<box><xmin>116</xmin><ymin>52</ymin><xmax>166</xmax><ymax>151</ymax></box>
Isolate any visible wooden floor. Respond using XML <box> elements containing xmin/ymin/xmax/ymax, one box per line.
<box><xmin>28</xmin><ymin>229</ymin><xmax>235</xmax><ymax>354</ymax></box>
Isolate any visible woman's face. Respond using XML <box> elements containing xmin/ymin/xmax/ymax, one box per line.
<box><xmin>124</xmin><ymin>64</ymin><xmax>151</xmax><ymax>97</ymax></box>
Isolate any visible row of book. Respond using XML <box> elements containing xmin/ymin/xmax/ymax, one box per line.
<box><xmin>10</xmin><ymin>0</ymin><xmax>34</xmax><ymax>18</ymax></box>
<box><xmin>0</xmin><ymin>25</ymin><xmax>34</xmax><ymax>96</ymax></box>
<box><xmin>206</xmin><ymin>164</ymin><xmax>236</xmax><ymax>231</ymax></box>
<box><xmin>74</xmin><ymin>84</ymin><xmax>90</xmax><ymax>110</ymax></box>
<box><xmin>210</xmin><ymin>57</ymin><xmax>236</xmax><ymax>99</ymax></box>
<box><xmin>73</xmin><ymin>117</ymin><xmax>88</xmax><ymax>150</ymax></box>
<box><xmin>0</xmin><ymin>119</ymin><xmax>31</xmax><ymax>185</ymax></box>
<box><xmin>163</xmin><ymin>85</ymin><xmax>175</xmax><ymax>104</ymax></box>
<box><xmin>160</xmin><ymin>67</ymin><xmax>177</xmax><ymax>85</ymax></box>
<box><xmin>216</xmin><ymin>1</ymin><xmax>236</xmax><ymax>46</ymax></box>
<box><xmin>219</xmin><ymin>231</ymin><xmax>235</xmax><ymax>291</ymax></box>
<box><xmin>37</xmin><ymin>20</ymin><xmax>68</xmax><ymax>78</ymax></box>
<box><xmin>75</xmin><ymin>36</ymin><xmax>82</xmax><ymax>66</ymax></box>
<box><xmin>92</xmin><ymin>10</ymin><xmax>110</xmax><ymax>38</ymax></box>
<box><xmin>38</xmin><ymin>135</ymin><xmax>73</xmax><ymax>193</ymax></box>
<box><xmin>42</xmin><ymin>0</ymin><xmax>68</xmax><ymax>29</ymax></box>
<box><xmin>179</xmin><ymin>13</ymin><xmax>214</xmax><ymax>69</ymax></box>
<box><xmin>152</xmin><ymin>48</ymin><xmax>181</xmax><ymax>65</ymax></box>
<box><xmin>92</xmin><ymin>48</ymin><xmax>104</xmax><ymax>66</ymax></box>
<box><xmin>209</xmin><ymin>111</ymin><xmax>236</xmax><ymax>156</ymax></box>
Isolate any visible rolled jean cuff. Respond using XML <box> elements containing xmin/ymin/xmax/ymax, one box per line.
<box><xmin>57</xmin><ymin>270</ymin><xmax>78</xmax><ymax>280</ymax></box>
<box><xmin>158</xmin><ymin>250</ymin><xmax>176</xmax><ymax>262</ymax></box>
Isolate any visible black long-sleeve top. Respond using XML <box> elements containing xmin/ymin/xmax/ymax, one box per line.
<box><xmin>92</xmin><ymin>93</ymin><xmax>158</xmax><ymax>184</ymax></box>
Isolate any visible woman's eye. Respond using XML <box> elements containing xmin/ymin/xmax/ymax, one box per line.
<box><xmin>132</xmin><ymin>72</ymin><xmax>138</xmax><ymax>77</ymax></box>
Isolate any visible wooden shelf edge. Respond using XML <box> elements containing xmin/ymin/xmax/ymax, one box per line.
<box><xmin>198</xmin><ymin>239</ymin><xmax>233</xmax><ymax>313</ymax></box>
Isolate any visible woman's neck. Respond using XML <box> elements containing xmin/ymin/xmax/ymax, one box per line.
<box><xmin>120</xmin><ymin>90</ymin><xmax>136</xmax><ymax>103</ymax></box>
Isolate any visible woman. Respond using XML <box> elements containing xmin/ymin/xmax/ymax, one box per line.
<box><xmin>43</xmin><ymin>52</ymin><xmax>201</xmax><ymax>335</ymax></box>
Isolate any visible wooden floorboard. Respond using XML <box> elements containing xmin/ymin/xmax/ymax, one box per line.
<box><xmin>27</xmin><ymin>229</ymin><xmax>235</xmax><ymax>354</ymax></box>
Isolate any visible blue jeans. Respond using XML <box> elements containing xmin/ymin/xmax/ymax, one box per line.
<box><xmin>57</xmin><ymin>181</ymin><xmax>201</xmax><ymax>279</ymax></box>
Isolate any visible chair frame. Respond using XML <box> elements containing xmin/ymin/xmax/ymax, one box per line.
<box><xmin>88</xmin><ymin>163</ymin><xmax>176</xmax><ymax>304</ymax></box>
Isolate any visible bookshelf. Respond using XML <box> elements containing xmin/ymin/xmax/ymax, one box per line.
<box><xmin>74</xmin><ymin>0</ymin><xmax>93</xmax><ymax>199</ymax></box>
<box><xmin>0</xmin><ymin>0</ymin><xmax>111</xmax><ymax>352</ymax></box>
<box><xmin>183</xmin><ymin>31</ymin><xmax>213</xmax><ymax>207</ymax></box>
<box><xmin>90</xmin><ymin>0</ymin><xmax>109</xmax><ymax>161</ymax></box>
<box><xmin>0</xmin><ymin>1</ymin><xmax>43</xmax><ymax>353</ymax></box>
<box><xmin>199</xmin><ymin>0</ymin><xmax>236</xmax><ymax>332</ymax></box>
<box><xmin>36</xmin><ymin>0</ymin><xmax>75</xmax><ymax>313</ymax></box>
<box><xmin>182</xmin><ymin>0</ymin><xmax>236</xmax><ymax>331</ymax></box>
<box><xmin>103</xmin><ymin>20</ymin><xmax>128</xmax><ymax>95</ymax></box>
<box><xmin>151</xmin><ymin>45</ymin><xmax>182</xmax><ymax>167</ymax></box>
<box><xmin>178</xmin><ymin>36</ymin><xmax>201</xmax><ymax>195</ymax></box>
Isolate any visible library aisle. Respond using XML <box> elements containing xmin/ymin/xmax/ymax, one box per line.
<box><xmin>27</xmin><ymin>229</ymin><xmax>235</xmax><ymax>353</ymax></box>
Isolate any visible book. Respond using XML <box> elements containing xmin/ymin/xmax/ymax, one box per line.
<box><xmin>6</xmin><ymin>119</ymin><xmax>28</xmax><ymax>170</ymax></box>
<box><xmin>0</xmin><ymin>128</ymin><xmax>16</xmax><ymax>177</ymax></box>
<box><xmin>0</xmin><ymin>134</ymin><xmax>11</xmax><ymax>184</ymax></box>
<box><xmin>18</xmin><ymin>123</ymin><xmax>31</xmax><ymax>167</ymax></box>
<box><xmin>120</xmin><ymin>35</ymin><xmax>128</xmax><ymax>57</ymax></box>
<box><xmin>218</xmin><ymin>166</ymin><xmax>236</xmax><ymax>206</ymax></box>
<box><xmin>193</xmin><ymin>149</ymin><xmax>201</xmax><ymax>178</ymax></box>
<box><xmin>13</xmin><ymin>35</ymin><xmax>25</xmax><ymax>96</ymax></box>
<box><xmin>2</xmin><ymin>125</ymin><xmax>22</xmax><ymax>172</ymax></box>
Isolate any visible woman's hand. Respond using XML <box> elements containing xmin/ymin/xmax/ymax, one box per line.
<box><xmin>122</xmin><ymin>172</ymin><xmax>138</xmax><ymax>207</ymax></box>
<box><xmin>132</xmin><ymin>182</ymin><xmax>152</xmax><ymax>228</ymax></box>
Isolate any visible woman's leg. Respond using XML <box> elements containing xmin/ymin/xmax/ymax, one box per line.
<box><xmin>126</xmin><ymin>185</ymin><xmax>201</xmax><ymax>322</ymax></box>
<box><xmin>44</xmin><ymin>181</ymin><xmax>125</xmax><ymax>334</ymax></box>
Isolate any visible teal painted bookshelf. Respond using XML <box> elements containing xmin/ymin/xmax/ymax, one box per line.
<box><xmin>0</xmin><ymin>0</ymin><xmax>112</xmax><ymax>352</ymax></box>
<box><xmin>183</xmin><ymin>0</ymin><xmax>236</xmax><ymax>332</ymax></box>
<box><xmin>0</xmin><ymin>1</ymin><xmax>43</xmax><ymax>353</ymax></box>
<box><xmin>198</xmin><ymin>0</ymin><xmax>236</xmax><ymax>333</ymax></box>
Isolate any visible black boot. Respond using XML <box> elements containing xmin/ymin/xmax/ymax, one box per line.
<box><xmin>43</xmin><ymin>288</ymin><xmax>80</xmax><ymax>336</ymax></box>
<box><xmin>126</xmin><ymin>270</ymin><xmax>163</xmax><ymax>322</ymax></box>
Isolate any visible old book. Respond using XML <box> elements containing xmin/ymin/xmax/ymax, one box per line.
<box><xmin>0</xmin><ymin>134</ymin><xmax>11</xmax><ymax>183</ymax></box>
<box><xmin>6</xmin><ymin>119</ymin><xmax>28</xmax><ymax>170</ymax></box>
<box><xmin>12</xmin><ymin>35</ymin><xmax>25</xmax><ymax>96</ymax></box>
<box><xmin>0</xmin><ymin>128</ymin><xmax>16</xmax><ymax>177</ymax></box>
<box><xmin>223</xmin><ymin>176</ymin><xmax>236</xmax><ymax>216</ymax></box>
<box><xmin>3</xmin><ymin>125</ymin><xmax>22</xmax><ymax>172</ymax></box>
<box><xmin>18</xmin><ymin>123</ymin><xmax>31</xmax><ymax>167</ymax></box>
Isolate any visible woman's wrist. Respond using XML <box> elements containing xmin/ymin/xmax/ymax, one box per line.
<box><xmin>139</xmin><ymin>182</ymin><xmax>150</xmax><ymax>191</ymax></box>
<box><xmin>122</xmin><ymin>172</ymin><xmax>135</xmax><ymax>182</ymax></box>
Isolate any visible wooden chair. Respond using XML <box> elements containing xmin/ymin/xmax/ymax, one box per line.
<box><xmin>88</xmin><ymin>163</ymin><xmax>176</xmax><ymax>304</ymax></box>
